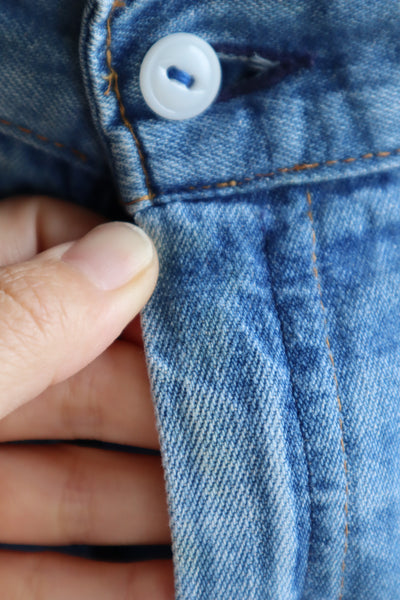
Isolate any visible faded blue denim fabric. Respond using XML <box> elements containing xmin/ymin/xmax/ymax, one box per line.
<box><xmin>135</xmin><ymin>173</ymin><xmax>400</xmax><ymax>600</ymax></box>
<box><xmin>1</xmin><ymin>0</ymin><xmax>400</xmax><ymax>598</ymax></box>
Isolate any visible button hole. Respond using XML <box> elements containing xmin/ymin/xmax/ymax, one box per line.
<box><xmin>167</xmin><ymin>66</ymin><xmax>195</xmax><ymax>88</ymax></box>
<box><xmin>211</xmin><ymin>44</ymin><xmax>314</xmax><ymax>101</ymax></box>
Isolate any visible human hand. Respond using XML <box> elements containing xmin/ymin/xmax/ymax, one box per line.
<box><xmin>0</xmin><ymin>196</ymin><xmax>174</xmax><ymax>598</ymax></box>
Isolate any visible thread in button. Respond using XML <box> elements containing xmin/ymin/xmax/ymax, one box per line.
<box><xmin>167</xmin><ymin>66</ymin><xmax>195</xmax><ymax>88</ymax></box>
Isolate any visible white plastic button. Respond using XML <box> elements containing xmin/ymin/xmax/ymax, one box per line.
<box><xmin>139</xmin><ymin>33</ymin><xmax>222</xmax><ymax>120</ymax></box>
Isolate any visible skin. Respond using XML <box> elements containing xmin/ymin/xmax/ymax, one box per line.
<box><xmin>0</xmin><ymin>195</ymin><xmax>174</xmax><ymax>599</ymax></box>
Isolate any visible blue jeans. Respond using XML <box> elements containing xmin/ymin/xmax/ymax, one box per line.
<box><xmin>1</xmin><ymin>0</ymin><xmax>400</xmax><ymax>597</ymax></box>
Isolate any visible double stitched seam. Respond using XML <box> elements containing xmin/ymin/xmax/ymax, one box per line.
<box><xmin>306</xmin><ymin>190</ymin><xmax>349</xmax><ymax>600</ymax></box>
<box><xmin>127</xmin><ymin>147</ymin><xmax>400</xmax><ymax>205</ymax></box>
<box><xmin>0</xmin><ymin>118</ymin><xmax>87</xmax><ymax>163</ymax></box>
<box><xmin>104</xmin><ymin>0</ymin><xmax>155</xmax><ymax>202</ymax></box>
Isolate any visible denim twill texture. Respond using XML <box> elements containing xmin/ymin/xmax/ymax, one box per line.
<box><xmin>1</xmin><ymin>0</ymin><xmax>400</xmax><ymax>598</ymax></box>
<box><xmin>0</xmin><ymin>0</ymin><xmax>117</xmax><ymax>218</ymax></box>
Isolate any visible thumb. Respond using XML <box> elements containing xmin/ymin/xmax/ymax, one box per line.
<box><xmin>0</xmin><ymin>221</ymin><xmax>158</xmax><ymax>417</ymax></box>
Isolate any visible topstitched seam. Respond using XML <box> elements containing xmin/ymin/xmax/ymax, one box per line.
<box><xmin>306</xmin><ymin>189</ymin><xmax>349</xmax><ymax>600</ymax></box>
<box><xmin>0</xmin><ymin>117</ymin><xmax>88</xmax><ymax>163</ymax></box>
<box><xmin>104</xmin><ymin>0</ymin><xmax>155</xmax><ymax>202</ymax></box>
<box><xmin>127</xmin><ymin>147</ymin><xmax>400</xmax><ymax>205</ymax></box>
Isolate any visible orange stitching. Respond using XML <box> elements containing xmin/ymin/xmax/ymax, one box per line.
<box><xmin>306</xmin><ymin>190</ymin><xmax>349</xmax><ymax>600</ymax></box>
<box><xmin>18</xmin><ymin>126</ymin><xmax>32</xmax><ymax>134</ymax></box>
<box><xmin>126</xmin><ymin>193</ymin><xmax>153</xmax><ymax>205</ymax></box>
<box><xmin>0</xmin><ymin>117</ymin><xmax>88</xmax><ymax>163</ymax></box>
<box><xmin>104</xmin><ymin>0</ymin><xmax>155</xmax><ymax>201</ymax></box>
<box><xmin>127</xmin><ymin>146</ymin><xmax>400</xmax><ymax>204</ymax></box>
<box><xmin>293</xmin><ymin>162</ymin><xmax>321</xmax><ymax>171</ymax></box>
<box><xmin>71</xmin><ymin>149</ymin><xmax>88</xmax><ymax>162</ymax></box>
<box><xmin>217</xmin><ymin>180</ymin><xmax>237</xmax><ymax>188</ymax></box>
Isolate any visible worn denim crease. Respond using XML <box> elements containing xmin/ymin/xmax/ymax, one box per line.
<box><xmin>258</xmin><ymin>205</ymin><xmax>313</xmax><ymax>598</ymax></box>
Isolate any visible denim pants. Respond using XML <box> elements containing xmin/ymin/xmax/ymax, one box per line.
<box><xmin>1</xmin><ymin>0</ymin><xmax>400</xmax><ymax>598</ymax></box>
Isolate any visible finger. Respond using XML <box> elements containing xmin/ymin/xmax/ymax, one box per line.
<box><xmin>0</xmin><ymin>444</ymin><xmax>170</xmax><ymax>545</ymax></box>
<box><xmin>0</xmin><ymin>220</ymin><xmax>158</xmax><ymax>417</ymax></box>
<box><xmin>0</xmin><ymin>552</ymin><xmax>174</xmax><ymax>600</ymax></box>
<box><xmin>0</xmin><ymin>339</ymin><xmax>159</xmax><ymax>449</ymax></box>
<box><xmin>0</xmin><ymin>195</ymin><xmax>106</xmax><ymax>265</ymax></box>
<box><xmin>0</xmin><ymin>195</ymin><xmax>146</xmax><ymax>347</ymax></box>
